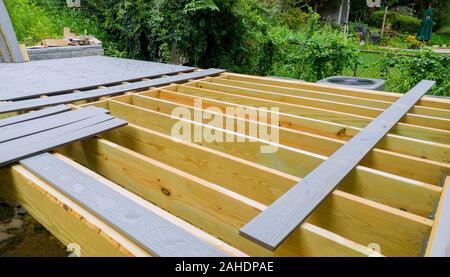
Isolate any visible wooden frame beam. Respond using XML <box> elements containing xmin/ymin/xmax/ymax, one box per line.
<box><xmin>169</xmin><ymin>83</ymin><xmax>450</xmax><ymax>144</ymax></box>
<box><xmin>105</xmin><ymin>98</ymin><xmax>442</xmax><ymax>217</ymax></box>
<box><xmin>21</xmin><ymin>153</ymin><xmax>227</xmax><ymax>257</ymax></box>
<box><xmin>220</xmin><ymin>73</ymin><xmax>450</xmax><ymax>110</ymax></box>
<box><xmin>240</xmin><ymin>81</ymin><xmax>435</xmax><ymax>250</ymax></box>
<box><xmin>131</xmin><ymin>91</ymin><xmax>450</xmax><ymax>186</ymax></box>
<box><xmin>57</xmin><ymin>138</ymin><xmax>375</xmax><ymax>257</ymax></box>
<box><xmin>206</xmin><ymin>77</ymin><xmax>450</xmax><ymax>119</ymax></box>
<box><xmin>81</xmin><ymin>99</ymin><xmax>435</xmax><ymax>256</ymax></box>
<box><xmin>136</xmin><ymin>88</ymin><xmax>450</xmax><ymax>164</ymax></box>
<box><xmin>190</xmin><ymin>80</ymin><xmax>450</xmax><ymax>129</ymax></box>
<box><xmin>0</xmin><ymin>164</ymin><xmax>148</xmax><ymax>257</ymax></box>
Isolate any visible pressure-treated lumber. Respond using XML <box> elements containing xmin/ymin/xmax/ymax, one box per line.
<box><xmin>0</xmin><ymin>106</ymin><xmax>108</xmax><ymax>143</ymax></box>
<box><xmin>221</xmin><ymin>72</ymin><xmax>450</xmax><ymax>110</ymax></box>
<box><xmin>0</xmin><ymin>164</ymin><xmax>145</xmax><ymax>257</ymax></box>
<box><xmin>107</xmin><ymin>98</ymin><xmax>442</xmax><ymax>217</ymax></box>
<box><xmin>204</xmin><ymin>77</ymin><xmax>450</xmax><ymax>119</ymax></box>
<box><xmin>20</xmin><ymin>153</ymin><xmax>227</xmax><ymax>257</ymax></box>
<box><xmin>239</xmin><ymin>80</ymin><xmax>436</xmax><ymax>251</ymax></box>
<box><xmin>60</xmin><ymin>130</ymin><xmax>432</xmax><ymax>257</ymax></box>
<box><xmin>137</xmin><ymin>88</ymin><xmax>450</xmax><ymax>164</ymax></box>
<box><xmin>98</xmin><ymin>99</ymin><xmax>434</xmax><ymax>256</ymax></box>
<box><xmin>190</xmin><ymin>80</ymin><xmax>450</xmax><ymax>130</ymax></box>
<box><xmin>123</xmin><ymin>96</ymin><xmax>442</xmax><ymax>216</ymax></box>
<box><xmin>0</xmin><ymin>69</ymin><xmax>225</xmax><ymax>114</ymax></box>
<box><xmin>58</xmin><ymin>138</ymin><xmax>376</xmax><ymax>257</ymax></box>
<box><xmin>0</xmin><ymin>155</ymin><xmax>242</xmax><ymax>257</ymax></box>
<box><xmin>171</xmin><ymin>83</ymin><xmax>450</xmax><ymax>144</ymax></box>
<box><xmin>426</xmin><ymin>176</ymin><xmax>450</xmax><ymax>257</ymax></box>
<box><xmin>0</xmin><ymin>0</ymin><xmax>24</xmax><ymax>63</ymax></box>
<box><xmin>0</xmin><ymin>114</ymin><xmax>126</xmax><ymax>166</ymax></box>
<box><xmin>0</xmin><ymin>104</ymin><xmax>70</xmax><ymax>127</ymax></box>
<box><xmin>132</xmin><ymin>91</ymin><xmax>449</xmax><ymax>186</ymax></box>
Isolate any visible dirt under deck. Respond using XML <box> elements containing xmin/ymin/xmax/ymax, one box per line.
<box><xmin>0</xmin><ymin>200</ymin><xmax>66</xmax><ymax>257</ymax></box>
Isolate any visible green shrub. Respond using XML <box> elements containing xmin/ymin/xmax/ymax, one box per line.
<box><xmin>381</xmin><ymin>49</ymin><xmax>450</xmax><ymax>96</ymax></box>
<box><xmin>4</xmin><ymin>0</ymin><xmax>115</xmax><ymax>53</ymax></box>
<box><xmin>269</xmin><ymin>25</ymin><xmax>359</xmax><ymax>82</ymax></box>
<box><xmin>278</xmin><ymin>8</ymin><xmax>308</xmax><ymax>30</ymax></box>
<box><xmin>369</xmin><ymin>10</ymin><xmax>421</xmax><ymax>34</ymax></box>
<box><xmin>83</xmin><ymin>0</ymin><xmax>272</xmax><ymax>74</ymax></box>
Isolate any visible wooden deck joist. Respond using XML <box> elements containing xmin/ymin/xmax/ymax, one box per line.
<box><xmin>102</xmin><ymin>104</ymin><xmax>441</xmax><ymax>218</ymax></box>
<box><xmin>168</xmin><ymin>83</ymin><xmax>450</xmax><ymax>144</ymax></box>
<box><xmin>239</xmin><ymin>80</ymin><xmax>436</xmax><ymax>250</ymax></box>
<box><xmin>134</xmin><ymin>86</ymin><xmax>450</xmax><ymax>163</ymax></box>
<box><xmin>220</xmin><ymin>73</ymin><xmax>450</xmax><ymax>110</ymax></box>
<box><xmin>0</xmin><ymin>69</ymin><xmax>225</xmax><ymax>114</ymax></box>
<box><xmin>206</xmin><ymin>77</ymin><xmax>450</xmax><ymax>119</ymax></box>
<box><xmin>71</xmin><ymin>97</ymin><xmax>438</xmax><ymax>256</ymax></box>
<box><xmin>191</xmin><ymin>80</ymin><xmax>450</xmax><ymax>129</ymax></box>
<box><xmin>58</xmin><ymin>138</ymin><xmax>381</xmax><ymax>256</ymax></box>
<box><xmin>0</xmin><ymin>154</ymin><xmax>243</xmax><ymax>257</ymax></box>
<box><xmin>20</xmin><ymin>153</ymin><xmax>227</xmax><ymax>257</ymax></box>
<box><xmin>1</xmin><ymin>70</ymin><xmax>449</xmax><ymax>257</ymax></box>
<box><xmin>128</xmin><ymin>89</ymin><xmax>449</xmax><ymax>186</ymax></box>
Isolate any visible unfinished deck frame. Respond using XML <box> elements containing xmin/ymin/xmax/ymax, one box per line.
<box><xmin>1</xmin><ymin>72</ymin><xmax>449</xmax><ymax>257</ymax></box>
<box><xmin>240</xmin><ymin>80</ymin><xmax>436</xmax><ymax>250</ymax></box>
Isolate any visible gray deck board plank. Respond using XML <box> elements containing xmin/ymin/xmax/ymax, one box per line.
<box><xmin>20</xmin><ymin>153</ymin><xmax>226</xmax><ymax>257</ymax></box>
<box><xmin>0</xmin><ymin>114</ymin><xmax>126</xmax><ymax>166</ymax></box>
<box><xmin>239</xmin><ymin>80</ymin><xmax>436</xmax><ymax>250</ymax></box>
<box><xmin>0</xmin><ymin>106</ymin><xmax>107</xmax><ymax>143</ymax></box>
<box><xmin>0</xmin><ymin>56</ymin><xmax>195</xmax><ymax>101</ymax></box>
<box><xmin>0</xmin><ymin>31</ymin><xmax>13</xmax><ymax>63</ymax></box>
<box><xmin>0</xmin><ymin>105</ymin><xmax>70</xmax><ymax>127</ymax></box>
<box><xmin>0</xmin><ymin>0</ymin><xmax>24</xmax><ymax>63</ymax></box>
<box><xmin>0</xmin><ymin>68</ymin><xmax>225</xmax><ymax>114</ymax></box>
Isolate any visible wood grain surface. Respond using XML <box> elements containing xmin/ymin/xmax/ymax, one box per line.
<box><xmin>239</xmin><ymin>80</ymin><xmax>436</xmax><ymax>250</ymax></box>
<box><xmin>20</xmin><ymin>153</ymin><xmax>226</xmax><ymax>257</ymax></box>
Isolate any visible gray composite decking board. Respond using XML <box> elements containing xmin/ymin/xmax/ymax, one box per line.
<box><xmin>427</xmin><ymin>177</ymin><xmax>450</xmax><ymax>257</ymax></box>
<box><xmin>0</xmin><ymin>114</ymin><xmax>126</xmax><ymax>166</ymax></box>
<box><xmin>20</xmin><ymin>153</ymin><xmax>226</xmax><ymax>257</ymax></box>
<box><xmin>239</xmin><ymin>80</ymin><xmax>436</xmax><ymax>250</ymax></box>
<box><xmin>0</xmin><ymin>0</ymin><xmax>23</xmax><ymax>63</ymax></box>
<box><xmin>0</xmin><ymin>105</ymin><xmax>70</xmax><ymax>127</ymax></box>
<box><xmin>0</xmin><ymin>106</ymin><xmax>108</xmax><ymax>143</ymax></box>
<box><xmin>0</xmin><ymin>56</ymin><xmax>195</xmax><ymax>101</ymax></box>
<box><xmin>0</xmin><ymin>30</ymin><xmax>13</xmax><ymax>63</ymax></box>
<box><xmin>0</xmin><ymin>68</ymin><xmax>226</xmax><ymax>114</ymax></box>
